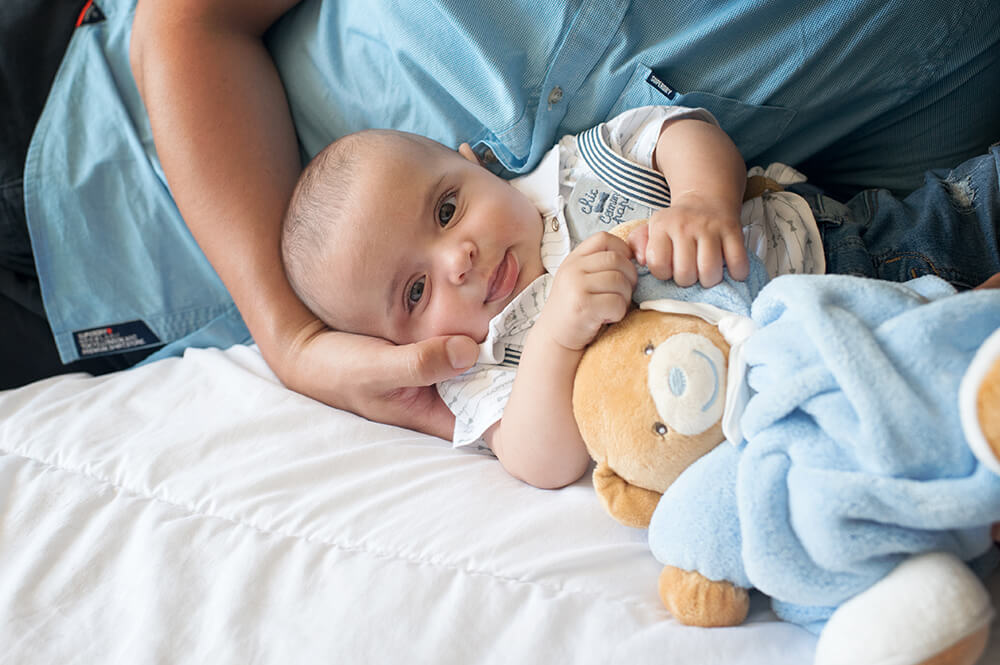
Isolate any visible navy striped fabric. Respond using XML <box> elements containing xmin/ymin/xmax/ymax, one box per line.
<box><xmin>500</xmin><ymin>345</ymin><xmax>522</xmax><ymax>369</ymax></box>
<box><xmin>577</xmin><ymin>125</ymin><xmax>671</xmax><ymax>209</ymax></box>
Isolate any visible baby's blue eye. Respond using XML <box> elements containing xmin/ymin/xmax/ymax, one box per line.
<box><xmin>438</xmin><ymin>195</ymin><xmax>457</xmax><ymax>226</ymax></box>
<box><xmin>407</xmin><ymin>277</ymin><xmax>426</xmax><ymax>307</ymax></box>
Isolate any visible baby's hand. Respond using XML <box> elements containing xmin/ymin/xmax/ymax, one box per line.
<box><xmin>536</xmin><ymin>232</ymin><xmax>637</xmax><ymax>351</ymax></box>
<box><xmin>629</xmin><ymin>192</ymin><xmax>749</xmax><ymax>287</ymax></box>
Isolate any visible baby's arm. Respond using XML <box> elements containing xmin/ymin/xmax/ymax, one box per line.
<box><xmin>628</xmin><ymin>118</ymin><xmax>749</xmax><ymax>288</ymax></box>
<box><xmin>485</xmin><ymin>233</ymin><xmax>637</xmax><ymax>488</ymax></box>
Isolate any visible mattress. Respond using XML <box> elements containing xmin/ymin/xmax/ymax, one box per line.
<box><xmin>1</xmin><ymin>344</ymin><xmax>998</xmax><ymax>663</ymax></box>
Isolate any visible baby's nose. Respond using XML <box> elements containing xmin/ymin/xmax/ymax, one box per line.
<box><xmin>445</xmin><ymin>240</ymin><xmax>477</xmax><ymax>284</ymax></box>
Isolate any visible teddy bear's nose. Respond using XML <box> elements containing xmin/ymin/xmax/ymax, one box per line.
<box><xmin>647</xmin><ymin>333</ymin><xmax>726</xmax><ymax>436</ymax></box>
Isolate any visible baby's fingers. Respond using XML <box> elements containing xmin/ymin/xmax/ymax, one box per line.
<box><xmin>587</xmin><ymin>292</ymin><xmax>632</xmax><ymax>325</ymax></box>
<box><xmin>668</xmin><ymin>235</ymin><xmax>698</xmax><ymax>287</ymax></box>
<box><xmin>575</xmin><ymin>230</ymin><xmax>635</xmax><ymax>261</ymax></box>
<box><xmin>626</xmin><ymin>225</ymin><xmax>650</xmax><ymax>266</ymax></box>
<box><xmin>584</xmin><ymin>267</ymin><xmax>637</xmax><ymax>302</ymax></box>
<box><xmin>643</xmin><ymin>227</ymin><xmax>674</xmax><ymax>282</ymax></box>
<box><xmin>574</xmin><ymin>244</ymin><xmax>638</xmax><ymax>287</ymax></box>
<box><xmin>697</xmin><ymin>239</ymin><xmax>725</xmax><ymax>288</ymax></box>
<box><xmin>722</xmin><ymin>230</ymin><xmax>750</xmax><ymax>282</ymax></box>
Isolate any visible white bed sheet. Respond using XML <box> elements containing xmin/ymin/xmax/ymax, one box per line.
<box><xmin>1</xmin><ymin>344</ymin><xmax>998</xmax><ymax>664</ymax></box>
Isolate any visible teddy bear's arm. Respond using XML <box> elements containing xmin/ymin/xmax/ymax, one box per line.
<box><xmin>592</xmin><ymin>461</ymin><xmax>662</xmax><ymax>528</ymax></box>
<box><xmin>658</xmin><ymin>565</ymin><xmax>749</xmax><ymax>627</ymax></box>
<box><xmin>649</xmin><ymin>443</ymin><xmax>753</xmax><ymax>615</ymax></box>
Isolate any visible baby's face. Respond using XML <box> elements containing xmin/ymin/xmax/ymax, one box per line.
<box><xmin>317</xmin><ymin>135</ymin><xmax>546</xmax><ymax>345</ymax></box>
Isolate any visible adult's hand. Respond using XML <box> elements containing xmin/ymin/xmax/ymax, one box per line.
<box><xmin>280</xmin><ymin>323</ymin><xmax>478</xmax><ymax>440</ymax></box>
<box><xmin>131</xmin><ymin>0</ymin><xmax>473</xmax><ymax>437</ymax></box>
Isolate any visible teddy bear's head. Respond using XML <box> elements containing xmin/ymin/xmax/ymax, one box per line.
<box><xmin>572</xmin><ymin>308</ymin><xmax>730</xmax><ymax>528</ymax></box>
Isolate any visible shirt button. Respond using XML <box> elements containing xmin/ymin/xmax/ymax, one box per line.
<box><xmin>480</xmin><ymin>147</ymin><xmax>497</xmax><ymax>164</ymax></box>
<box><xmin>547</xmin><ymin>86</ymin><xmax>563</xmax><ymax>106</ymax></box>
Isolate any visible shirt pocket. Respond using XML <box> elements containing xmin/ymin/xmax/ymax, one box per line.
<box><xmin>607</xmin><ymin>63</ymin><xmax>796</xmax><ymax>163</ymax></box>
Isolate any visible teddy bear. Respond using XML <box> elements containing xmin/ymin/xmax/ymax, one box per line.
<box><xmin>572</xmin><ymin>226</ymin><xmax>1000</xmax><ymax>665</ymax></box>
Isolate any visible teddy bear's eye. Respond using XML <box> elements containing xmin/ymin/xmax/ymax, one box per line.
<box><xmin>643</xmin><ymin>343</ymin><xmax>655</xmax><ymax>356</ymax></box>
<box><xmin>652</xmin><ymin>422</ymin><xmax>668</xmax><ymax>437</ymax></box>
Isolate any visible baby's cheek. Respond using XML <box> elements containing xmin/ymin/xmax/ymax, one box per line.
<box><xmin>425</xmin><ymin>303</ymin><xmax>488</xmax><ymax>343</ymax></box>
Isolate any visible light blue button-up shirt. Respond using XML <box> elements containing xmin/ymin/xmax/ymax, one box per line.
<box><xmin>24</xmin><ymin>0</ymin><xmax>1000</xmax><ymax>363</ymax></box>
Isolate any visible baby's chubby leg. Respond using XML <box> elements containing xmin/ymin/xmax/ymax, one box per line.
<box><xmin>975</xmin><ymin>273</ymin><xmax>1000</xmax><ymax>291</ymax></box>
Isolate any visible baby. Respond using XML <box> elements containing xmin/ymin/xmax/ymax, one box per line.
<box><xmin>281</xmin><ymin>105</ymin><xmax>1000</xmax><ymax>488</ymax></box>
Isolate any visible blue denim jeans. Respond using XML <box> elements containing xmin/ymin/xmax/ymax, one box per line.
<box><xmin>792</xmin><ymin>144</ymin><xmax>1000</xmax><ymax>290</ymax></box>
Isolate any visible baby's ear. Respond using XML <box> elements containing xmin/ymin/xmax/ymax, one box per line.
<box><xmin>458</xmin><ymin>143</ymin><xmax>482</xmax><ymax>166</ymax></box>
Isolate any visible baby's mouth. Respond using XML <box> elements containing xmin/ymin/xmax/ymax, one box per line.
<box><xmin>485</xmin><ymin>250</ymin><xmax>519</xmax><ymax>304</ymax></box>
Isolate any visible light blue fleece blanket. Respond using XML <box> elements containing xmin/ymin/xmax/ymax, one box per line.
<box><xmin>649</xmin><ymin>274</ymin><xmax>1000</xmax><ymax>632</ymax></box>
<box><xmin>633</xmin><ymin>251</ymin><xmax>769</xmax><ymax>317</ymax></box>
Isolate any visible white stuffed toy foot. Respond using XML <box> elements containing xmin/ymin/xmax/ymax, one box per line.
<box><xmin>961</xmin><ymin>327</ymin><xmax>1000</xmax><ymax>475</ymax></box>
<box><xmin>814</xmin><ymin>552</ymin><xmax>993</xmax><ymax>665</ymax></box>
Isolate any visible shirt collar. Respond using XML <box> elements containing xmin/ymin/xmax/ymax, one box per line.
<box><xmin>509</xmin><ymin>144</ymin><xmax>561</xmax><ymax>216</ymax></box>
<box><xmin>510</xmin><ymin>145</ymin><xmax>570</xmax><ymax>275</ymax></box>
<box><xmin>474</xmin><ymin>145</ymin><xmax>567</xmax><ymax>365</ymax></box>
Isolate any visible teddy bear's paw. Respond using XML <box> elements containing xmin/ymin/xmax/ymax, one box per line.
<box><xmin>606</xmin><ymin>218</ymin><xmax>647</xmax><ymax>243</ymax></box>
<box><xmin>592</xmin><ymin>461</ymin><xmax>661</xmax><ymax>529</ymax></box>
<box><xmin>913</xmin><ymin>627</ymin><xmax>990</xmax><ymax>665</ymax></box>
<box><xmin>658</xmin><ymin>565</ymin><xmax>749</xmax><ymax>627</ymax></box>
<box><xmin>960</xmin><ymin>327</ymin><xmax>1000</xmax><ymax>476</ymax></box>
<box><xmin>814</xmin><ymin>552</ymin><xmax>993</xmax><ymax>665</ymax></box>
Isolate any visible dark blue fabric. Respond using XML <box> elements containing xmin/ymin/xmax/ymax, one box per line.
<box><xmin>794</xmin><ymin>145</ymin><xmax>1000</xmax><ymax>290</ymax></box>
<box><xmin>0</xmin><ymin>0</ymin><xmax>156</xmax><ymax>389</ymax></box>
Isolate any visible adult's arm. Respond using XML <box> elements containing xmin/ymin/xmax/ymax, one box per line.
<box><xmin>130</xmin><ymin>0</ymin><xmax>478</xmax><ymax>439</ymax></box>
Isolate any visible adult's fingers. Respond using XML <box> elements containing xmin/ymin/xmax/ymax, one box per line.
<box><xmin>279</xmin><ymin>329</ymin><xmax>469</xmax><ymax>440</ymax></box>
<box><xmin>355</xmin><ymin>335</ymin><xmax>477</xmax><ymax>440</ymax></box>
<box><xmin>381</xmin><ymin>385</ymin><xmax>460</xmax><ymax>441</ymax></box>
<box><xmin>371</xmin><ymin>334</ymin><xmax>479</xmax><ymax>391</ymax></box>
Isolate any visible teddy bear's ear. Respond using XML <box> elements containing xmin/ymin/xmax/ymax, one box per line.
<box><xmin>962</xmin><ymin>329</ymin><xmax>1000</xmax><ymax>475</ymax></box>
<box><xmin>976</xmin><ymin>355</ymin><xmax>1000</xmax><ymax>464</ymax></box>
<box><xmin>593</xmin><ymin>460</ymin><xmax>663</xmax><ymax>529</ymax></box>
